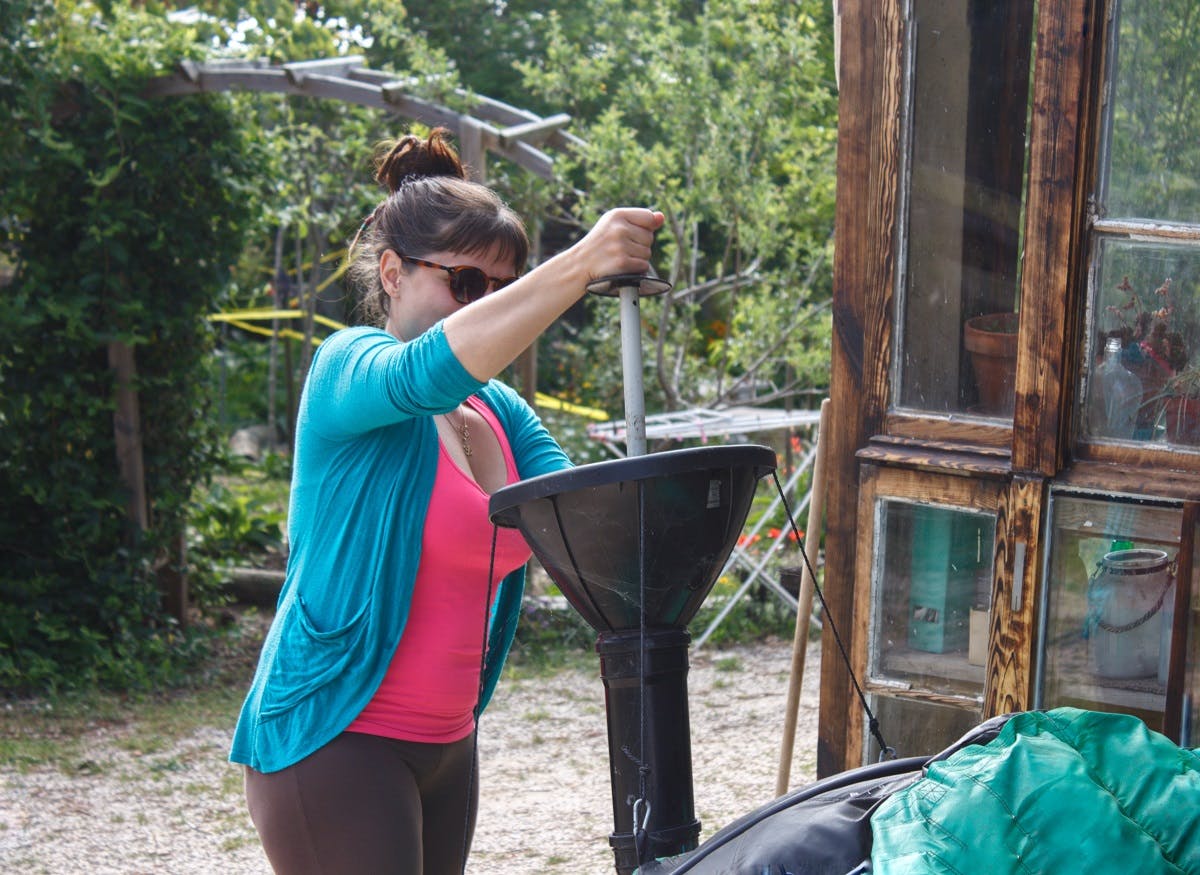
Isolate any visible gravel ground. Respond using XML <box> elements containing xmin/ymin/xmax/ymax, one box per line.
<box><xmin>2</xmin><ymin>635</ymin><xmax>820</xmax><ymax>875</ymax></box>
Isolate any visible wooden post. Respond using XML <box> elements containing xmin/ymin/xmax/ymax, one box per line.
<box><xmin>159</xmin><ymin>531</ymin><xmax>189</xmax><ymax>628</ymax></box>
<box><xmin>459</xmin><ymin>117</ymin><xmax>487</xmax><ymax>183</ymax></box>
<box><xmin>820</xmin><ymin>0</ymin><xmax>903</xmax><ymax>777</ymax></box>
<box><xmin>515</xmin><ymin>220</ymin><xmax>541</xmax><ymax>406</ymax></box>
<box><xmin>775</xmin><ymin>398</ymin><xmax>832</xmax><ymax>795</ymax></box>
<box><xmin>108</xmin><ymin>341</ymin><xmax>148</xmax><ymax>532</ymax></box>
<box><xmin>108</xmin><ymin>341</ymin><xmax>188</xmax><ymax>626</ymax></box>
<box><xmin>983</xmin><ymin>473</ymin><xmax>1045</xmax><ymax>717</ymax></box>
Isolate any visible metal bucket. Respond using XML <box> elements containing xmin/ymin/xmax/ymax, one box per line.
<box><xmin>1087</xmin><ymin>548</ymin><xmax>1174</xmax><ymax>680</ymax></box>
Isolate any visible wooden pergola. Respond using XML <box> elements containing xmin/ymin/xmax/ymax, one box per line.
<box><xmin>144</xmin><ymin>56</ymin><xmax>582</xmax><ymax>182</ymax></box>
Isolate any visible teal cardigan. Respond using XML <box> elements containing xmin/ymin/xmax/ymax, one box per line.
<box><xmin>229</xmin><ymin>324</ymin><xmax>570</xmax><ymax>773</ymax></box>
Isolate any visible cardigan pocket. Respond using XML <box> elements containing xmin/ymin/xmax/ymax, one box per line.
<box><xmin>257</xmin><ymin>593</ymin><xmax>370</xmax><ymax>720</ymax></box>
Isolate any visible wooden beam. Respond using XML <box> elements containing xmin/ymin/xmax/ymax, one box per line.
<box><xmin>458</xmin><ymin>117</ymin><xmax>488</xmax><ymax>183</ymax></box>
<box><xmin>144</xmin><ymin>60</ymin><xmax>572</xmax><ymax>179</ymax></box>
<box><xmin>354</xmin><ymin>67</ymin><xmax>586</xmax><ymax>150</ymax></box>
<box><xmin>983</xmin><ymin>474</ymin><xmax>1045</xmax><ymax>716</ymax></box>
<box><xmin>820</xmin><ymin>0</ymin><xmax>905</xmax><ymax>777</ymax></box>
<box><xmin>303</xmin><ymin>75</ymin><xmax>390</xmax><ymax>112</ymax></box>
<box><xmin>380</xmin><ymin>84</ymin><xmax>469</xmax><ymax>133</ymax></box>
<box><xmin>1011</xmin><ymin>0</ymin><xmax>1101</xmax><ymax>476</ymax></box>
<box><xmin>282</xmin><ymin>55</ymin><xmax>364</xmax><ymax>84</ymax></box>
<box><xmin>487</xmin><ymin>140</ymin><xmax>557</xmax><ymax>181</ymax></box>
<box><xmin>498</xmin><ymin>113</ymin><xmax>572</xmax><ymax>148</ymax></box>
<box><xmin>145</xmin><ymin>67</ymin><xmax>298</xmax><ymax>98</ymax></box>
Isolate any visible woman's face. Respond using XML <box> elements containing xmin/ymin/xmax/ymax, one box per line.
<box><xmin>380</xmin><ymin>245</ymin><xmax>516</xmax><ymax>341</ymax></box>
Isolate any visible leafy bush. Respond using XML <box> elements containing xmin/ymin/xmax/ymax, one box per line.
<box><xmin>0</xmin><ymin>1</ymin><xmax>265</xmax><ymax>693</ymax></box>
<box><xmin>190</xmin><ymin>482</ymin><xmax>287</xmax><ymax>565</ymax></box>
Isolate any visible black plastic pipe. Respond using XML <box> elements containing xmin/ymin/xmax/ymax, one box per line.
<box><xmin>598</xmin><ymin>627</ymin><xmax>699</xmax><ymax>874</ymax></box>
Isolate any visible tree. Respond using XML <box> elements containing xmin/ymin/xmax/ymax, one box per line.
<box><xmin>445</xmin><ymin>0</ymin><xmax>839</xmax><ymax>416</ymax></box>
<box><xmin>1106</xmin><ymin>0</ymin><xmax>1200</xmax><ymax>223</ymax></box>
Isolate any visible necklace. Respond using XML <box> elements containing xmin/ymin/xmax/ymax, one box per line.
<box><xmin>447</xmin><ymin>406</ymin><xmax>472</xmax><ymax>456</ymax></box>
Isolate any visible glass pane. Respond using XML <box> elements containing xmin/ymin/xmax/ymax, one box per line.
<box><xmin>1039</xmin><ymin>493</ymin><xmax>1182</xmax><ymax>733</ymax></box>
<box><xmin>1083</xmin><ymin>238</ymin><xmax>1200</xmax><ymax>448</ymax></box>
<box><xmin>870</xmin><ymin>501</ymin><xmax>995</xmax><ymax>699</ymax></box>
<box><xmin>864</xmin><ymin>694</ymin><xmax>981</xmax><ymax>765</ymax></box>
<box><xmin>1105</xmin><ymin>0</ymin><xmax>1200</xmax><ymax>223</ymax></box>
<box><xmin>896</xmin><ymin>0</ymin><xmax>1035</xmax><ymax>417</ymax></box>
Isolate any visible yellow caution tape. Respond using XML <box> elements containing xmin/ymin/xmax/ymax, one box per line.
<box><xmin>211</xmin><ymin>308</ymin><xmax>607</xmax><ymax>420</ymax></box>
<box><xmin>534</xmin><ymin>393</ymin><xmax>608</xmax><ymax>420</ymax></box>
<box><xmin>208</xmin><ymin>309</ymin><xmax>347</xmax><ymax>332</ymax></box>
<box><xmin>219</xmin><ymin>319</ymin><xmax>323</xmax><ymax>346</ymax></box>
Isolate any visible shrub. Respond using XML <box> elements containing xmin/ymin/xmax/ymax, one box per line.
<box><xmin>0</xmin><ymin>1</ymin><xmax>265</xmax><ymax>693</ymax></box>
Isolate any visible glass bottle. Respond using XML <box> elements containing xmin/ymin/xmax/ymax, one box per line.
<box><xmin>1089</xmin><ymin>337</ymin><xmax>1142</xmax><ymax>439</ymax></box>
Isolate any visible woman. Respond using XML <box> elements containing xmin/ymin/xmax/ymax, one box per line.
<box><xmin>230</xmin><ymin>128</ymin><xmax>663</xmax><ymax>874</ymax></box>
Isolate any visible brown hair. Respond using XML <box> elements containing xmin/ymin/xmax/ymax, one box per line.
<box><xmin>348</xmin><ymin>128</ymin><xmax>529</xmax><ymax>325</ymax></box>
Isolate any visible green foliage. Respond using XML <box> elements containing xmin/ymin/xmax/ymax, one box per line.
<box><xmin>189</xmin><ymin>480</ymin><xmax>287</xmax><ymax>566</ymax></box>
<box><xmin>1107</xmin><ymin>0</ymin><xmax>1200</xmax><ymax>222</ymax></box>
<box><xmin>516</xmin><ymin>0</ymin><xmax>839</xmax><ymax>410</ymax></box>
<box><xmin>395</xmin><ymin>0</ymin><xmax>561</xmax><ymax>112</ymax></box>
<box><xmin>0</xmin><ymin>1</ymin><xmax>264</xmax><ymax>693</ymax></box>
<box><xmin>534</xmin><ymin>406</ymin><xmax>613</xmax><ymax>467</ymax></box>
<box><xmin>687</xmin><ymin>576</ymin><xmax>804</xmax><ymax>648</ymax></box>
<box><xmin>395</xmin><ymin>0</ymin><xmax>839</xmax><ymax>413</ymax></box>
<box><xmin>189</xmin><ymin>456</ymin><xmax>290</xmax><ymax>570</ymax></box>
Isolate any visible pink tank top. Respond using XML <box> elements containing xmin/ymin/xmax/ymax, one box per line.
<box><xmin>346</xmin><ymin>397</ymin><xmax>532</xmax><ymax>743</ymax></box>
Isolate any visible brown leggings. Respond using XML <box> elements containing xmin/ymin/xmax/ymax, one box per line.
<box><xmin>245</xmin><ymin>731</ymin><xmax>478</xmax><ymax>875</ymax></box>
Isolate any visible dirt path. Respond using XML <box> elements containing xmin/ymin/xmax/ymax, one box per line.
<box><xmin>2</xmin><ymin>638</ymin><xmax>820</xmax><ymax>874</ymax></box>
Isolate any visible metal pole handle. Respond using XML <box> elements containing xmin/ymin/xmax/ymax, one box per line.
<box><xmin>586</xmin><ymin>274</ymin><xmax>671</xmax><ymax>459</ymax></box>
<box><xmin>619</xmin><ymin>284</ymin><xmax>647</xmax><ymax>457</ymax></box>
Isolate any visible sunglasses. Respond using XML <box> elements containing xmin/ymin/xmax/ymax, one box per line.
<box><xmin>395</xmin><ymin>253</ymin><xmax>519</xmax><ymax>304</ymax></box>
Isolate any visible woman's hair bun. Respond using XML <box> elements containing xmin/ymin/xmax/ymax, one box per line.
<box><xmin>375</xmin><ymin>127</ymin><xmax>468</xmax><ymax>192</ymax></box>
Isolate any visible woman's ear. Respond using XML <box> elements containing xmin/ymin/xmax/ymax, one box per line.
<box><xmin>379</xmin><ymin>249</ymin><xmax>404</xmax><ymax>299</ymax></box>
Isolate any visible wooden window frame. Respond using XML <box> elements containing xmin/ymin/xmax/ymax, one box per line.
<box><xmin>846</xmin><ymin>464</ymin><xmax>1004</xmax><ymax>766</ymax></box>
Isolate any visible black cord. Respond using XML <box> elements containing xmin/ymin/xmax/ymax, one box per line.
<box><xmin>461</xmin><ymin>524</ymin><xmax>501</xmax><ymax>874</ymax></box>
<box><xmin>771</xmin><ymin>469</ymin><xmax>894</xmax><ymax>761</ymax></box>
<box><xmin>634</xmin><ymin>478</ymin><xmax>651</xmax><ymax>862</ymax></box>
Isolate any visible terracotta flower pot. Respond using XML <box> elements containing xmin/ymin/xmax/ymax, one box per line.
<box><xmin>964</xmin><ymin>312</ymin><xmax>1019</xmax><ymax>415</ymax></box>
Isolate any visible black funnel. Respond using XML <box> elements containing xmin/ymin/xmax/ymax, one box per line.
<box><xmin>489</xmin><ymin>444</ymin><xmax>776</xmax><ymax>632</ymax></box>
<box><xmin>489</xmin><ymin>444</ymin><xmax>776</xmax><ymax>874</ymax></box>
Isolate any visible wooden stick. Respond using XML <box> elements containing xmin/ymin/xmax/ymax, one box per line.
<box><xmin>775</xmin><ymin>397</ymin><xmax>831</xmax><ymax>796</ymax></box>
